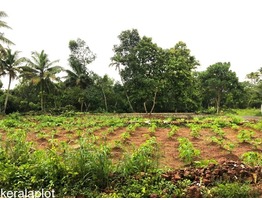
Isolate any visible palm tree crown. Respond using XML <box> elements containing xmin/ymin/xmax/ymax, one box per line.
<box><xmin>0</xmin><ymin>48</ymin><xmax>25</xmax><ymax>113</ymax></box>
<box><xmin>0</xmin><ymin>11</ymin><xmax>14</xmax><ymax>52</ymax></box>
<box><xmin>20</xmin><ymin>50</ymin><xmax>63</xmax><ymax>111</ymax></box>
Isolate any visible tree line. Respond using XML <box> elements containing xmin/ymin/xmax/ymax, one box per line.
<box><xmin>0</xmin><ymin>11</ymin><xmax>261</xmax><ymax>114</ymax></box>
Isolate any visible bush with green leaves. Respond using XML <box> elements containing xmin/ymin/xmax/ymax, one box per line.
<box><xmin>177</xmin><ymin>137</ymin><xmax>200</xmax><ymax>164</ymax></box>
<box><xmin>237</xmin><ymin>129</ymin><xmax>254</xmax><ymax>143</ymax></box>
<box><xmin>187</xmin><ymin>123</ymin><xmax>201</xmax><ymax>138</ymax></box>
<box><xmin>211</xmin><ymin>125</ymin><xmax>225</xmax><ymax>137</ymax></box>
<box><xmin>167</xmin><ymin>125</ymin><xmax>179</xmax><ymax>138</ymax></box>
<box><xmin>67</xmin><ymin>138</ymin><xmax>113</xmax><ymax>190</ymax></box>
<box><xmin>100</xmin><ymin>174</ymin><xmax>191</xmax><ymax>198</ymax></box>
<box><xmin>241</xmin><ymin>151</ymin><xmax>262</xmax><ymax>166</ymax></box>
<box><xmin>118</xmin><ymin>137</ymin><xmax>160</xmax><ymax>177</ymax></box>
<box><xmin>208</xmin><ymin>182</ymin><xmax>259</xmax><ymax>198</ymax></box>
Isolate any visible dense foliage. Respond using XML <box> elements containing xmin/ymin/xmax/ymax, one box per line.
<box><xmin>1</xmin><ymin>12</ymin><xmax>262</xmax><ymax>114</ymax></box>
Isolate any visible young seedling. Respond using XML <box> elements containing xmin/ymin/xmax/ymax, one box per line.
<box><xmin>121</xmin><ymin>132</ymin><xmax>131</xmax><ymax>143</ymax></box>
<box><xmin>251</xmin><ymin>138</ymin><xmax>262</xmax><ymax>150</ymax></box>
<box><xmin>188</xmin><ymin>124</ymin><xmax>201</xmax><ymax>138</ymax></box>
<box><xmin>210</xmin><ymin>136</ymin><xmax>225</xmax><ymax>148</ymax></box>
<box><xmin>167</xmin><ymin>125</ymin><xmax>179</xmax><ymax>138</ymax></box>
<box><xmin>241</xmin><ymin>151</ymin><xmax>262</xmax><ymax>166</ymax></box>
<box><xmin>223</xmin><ymin>142</ymin><xmax>236</xmax><ymax>154</ymax></box>
<box><xmin>211</xmin><ymin>125</ymin><xmax>225</xmax><ymax>137</ymax></box>
<box><xmin>237</xmin><ymin>130</ymin><xmax>254</xmax><ymax>143</ymax></box>
<box><xmin>149</xmin><ymin>123</ymin><xmax>157</xmax><ymax>133</ymax></box>
<box><xmin>177</xmin><ymin>137</ymin><xmax>201</xmax><ymax>164</ymax></box>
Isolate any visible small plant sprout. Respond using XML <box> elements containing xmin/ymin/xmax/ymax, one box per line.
<box><xmin>210</xmin><ymin>136</ymin><xmax>225</xmax><ymax>148</ymax></box>
<box><xmin>211</xmin><ymin>125</ymin><xmax>225</xmax><ymax>137</ymax></box>
<box><xmin>177</xmin><ymin>137</ymin><xmax>201</xmax><ymax>164</ymax></box>
<box><xmin>167</xmin><ymin>125</ymin><xmax>179</xmax><ymax>138</ymax></box>
<box><xmin>231</xmin><ymin>123</ymin><xmax>239</xmax><ymax>131</ymax></box>
<box><xmin>188</xmin><ymin>124</ymin><xmax>201</xmax><ymax>138</ymax></box>
<box><xmin>241</xmin><ymin>151</ymin><xmax>262</xmax><ymax>166</ymax></box>
<box><xmin>107</xmin><ymin>126</ymin><xmax>116</xmax><ymax>134</ymax></box>
<box><xmin>237</xmin><ymin>130</ymin><xmax>255</xmax><ymax>143</ymax></box>
<box><xmin>251</xmin><ymin>138</ymin><xmax>262</xmax><ymax>150</ymax></box>
<box><xmin>114</xmin><ymin>140</ymin><xmax>123</xmax><ymax>149</ymax></box>
<box><xmin>121</xmin><ymin>132</ymin><xmax>131</xmax><ymax>143</ymax></box>
<box><xmin>223</xmin><ymin>142</ymin><xmax>236</xmax><ymax>154</ymax></box>
<box><xmin>149</xmin><ymin>123</ymin><xmax>157</xmax><ymax>133</ymax></box>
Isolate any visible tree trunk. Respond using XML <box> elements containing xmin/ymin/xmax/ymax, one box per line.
<box><xmin>126</xmin><ymin>92</ymin><xmax>135</xmax><ymax>113</ymax></box>
<box><xmin>40</xmin><ymin>80</ymin><xmax>44</xmax><ymax>111</ymax></box>
<box><xmin>216</xmin><ymin>92</ymin><xmax>221</xmax><ymax>114</ymax></box>
<box><xmin>149</xmin><ymin>88</ymin><xmax>158</xmax><ymax>114</ymax></box>
<box><xmin>3</xmin><ymin>74</ymin><xmax>12</xmax><ymax>113</ymax></box>
<box><xmin>143</xmin><ymin>101</ymin><xmax>148</xmax><ymax>114</ymax></box>
<box><xmin>80</xmin><ymin>100</ymin><xmax>83</xmax><ymax>112</ymax></box>
<box><xmin>101</xmin><ymin>87</ymin><xmax>108</xmax><ymax>112</ymax></box>
<box><xmin>118</xmin><ymin>71</ymin><xmax>135</xmax><ymax>113</ymax></box>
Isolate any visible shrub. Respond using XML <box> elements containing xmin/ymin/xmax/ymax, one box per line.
<box><xmin>241</xmin><ymin>151</ymin><xmax>262</xmax><ymax>166</ymax></box>
<box><xmin>118</xmin><ymin>137</ymin><xmax>160</xmax><ymax>177</ymax></box>
<box><xmin>237</xmin><ymin>130</ymin><xmax>254</xmax><ymax>143</ymax></box>
<box><xmin>209</xmin><ymin>182</ymin><xmax>259</xmax><ymax>198</ymax></box>
<box><xmin>167</xmin><ymin>125</ymin><xmax>179</xmax><ymax>138</ymax></box>
<box><xmin>177</xmin><ymin>137</ymin><xmax>200</xmax><ymax>164</ymax></box>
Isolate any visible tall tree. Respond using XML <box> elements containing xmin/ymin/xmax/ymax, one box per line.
<box><xmin>199</xmin><ymin>62</ymin><xmax>239</xmax><ymax>113</ymax></box>
<box><xmin>164</xmin><ymin>41</ymin><xmax>199</xmax><ymax>112</ymax></box>
<box><xmin>245</xmin><ymin>68</ymin><xmax>262</xmax><ymax>107</ymax></box>
<box><xmin>96</xmin><ymin>74</ymin><xmax>114</xmax><ymax>112</ymax></box>
<box><xmin>0</xmin><ymin>11</ymin><xmax>14</xmax><ymax>53</ymax></box>
<box><xmin>0</xmin><ymin>48</ymin><xmax>25</xmax><ymax>113</ymax></box>
<box><xmin>110</xmin><ymin>29</ymin><xmax>141</xmax><ymax>112</ymax></box>
<box><xmin>20</xmin><ymin>50</ymin><xmax>62</xmax><ymax>111</ymax></box>
<box><xmin>111</xmin><ymin>29</ymin><xmax>199</xmax><ymax>113</ymax></box>
<box><xmin>64</xmin><ymin>38</ymin><xmax>95</xmax><ymax>89</ymax></box>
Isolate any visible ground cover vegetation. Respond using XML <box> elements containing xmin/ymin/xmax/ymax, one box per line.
<box><xmin>0</xmin><ymin>113</ymin><xmax>261</xmax><ymax>197</ymax></box>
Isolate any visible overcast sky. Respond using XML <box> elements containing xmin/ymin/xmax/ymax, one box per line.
<box><xmin>1</xmin><ymin>0</ymin><xmax>262</xmax><ymax>88</ymax></box>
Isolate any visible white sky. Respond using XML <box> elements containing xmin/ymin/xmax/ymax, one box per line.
<box><xmin>1</xmin><ymin>0</ymin><xmax>262</xmax><ymax>88</ymax></box>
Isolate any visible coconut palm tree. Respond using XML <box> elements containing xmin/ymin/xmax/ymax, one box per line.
<box><xmin>64</xmin><ymin>60</ymin><xmax>92</xmax><ymax>89</ymax></box>
<box><xmin>0</xmin><ymin>11</ymin><xmax>14</xmax><ymax>53</ymax></box>
<box><xmin>0</xmin><ymin>48</ymin><xmax>25</xmax><ymax>113</ymax></box>
<box><xmin>20</xmin><ymin>50</ymin><xmax>62</xmax><ymax>111</ymax></box>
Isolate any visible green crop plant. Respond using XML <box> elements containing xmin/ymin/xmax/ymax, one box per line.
<box><xmin>210</xmin><ymin>136</ymin><xmax>225</xmax><ymax>147</ymax></box>
<box><xmin>211</xmin><ymin>125</ymin><xmax>225</xmax><ymax>137</ymax></box>
<box><xmin>213</xmin><ymin>117</ymin><xmax>231</xmax><ymax>128</ymax></box>
<box><xmin>36</xmin><ymin>131</ymin><xmax>49</xmax><ymax>139</ymax></box>
<box><xmin>252</xmin><ymin>121</ymin><xmax>262</xmax><ymax>131</ymax></box>
<box><xmin>222</xmin><ymin>142</ymin><xmax>236</xmax><ymax>154</ymax></box>
<box><xmin>68</xmin><ymin>140</ymin><xmax>113</xmax><ymax>190</ymax></box>
<box><xmin>209</xmin><ymin>182</ymin><xmax>259</xmax><ymax>198</ymax></box>
<box><xmin>167</xmin><ymin>125</ymin><xmax>179</xmax><ymax>138</ymax></box>
<box><xmin>177</xmin><ymin>137</ymin><xmax>200</xmax><ymax>164</ymax></box>
<box><xmin>193</xmin><ymin>159</ymin><xmax>217</xmax><ymax>168</ymax></box>
<box><xmin>251</xmin><ymin>138</ymin><xmax>262</xmax><ymax>149</ymax></box>
<box><xmin>149</xmin><ymin>123</ymin><xmax>157</xmax><ymax>133</ymax></box>
<box><xmin>231</xmin><ymin>123</ymin><xmax>239</xmax><ymax>131</ymax></box>
<box><xmin>114</xmin><ymin>140</ymin><xmax>123</xmax><ymax>149</ymax></box>
<box><xmin>188</xmin><ymin>124</ymin><xmax>201</xmax><ymax>138</ymax></box>
<box><xmin>118</xmin><ymin>137</ymin><xmax>160</xmax><ymax>177</ymax></box>
<box><xmin>107</xmin><ymin>126</ymin><xmax>116</xmax><ymax>134</ymax></box>
<box><xmin>237</xmin><ymin>130</ymin><xmax>254</xmax><ymax>143</ymax></box>
<box><xmin>241</xmin><ymin>151</ymin><xmax>262</xmax><ymax>166</ymax></box>
<box><xmin>126</xmin><ymin>124</ymin><xmax>136</xmax><ymax>132</ymax></box>
<box><xmin>121</xmin><ymin>132</ymin><xmax>131</xmax><ymax>143</ymax></box>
